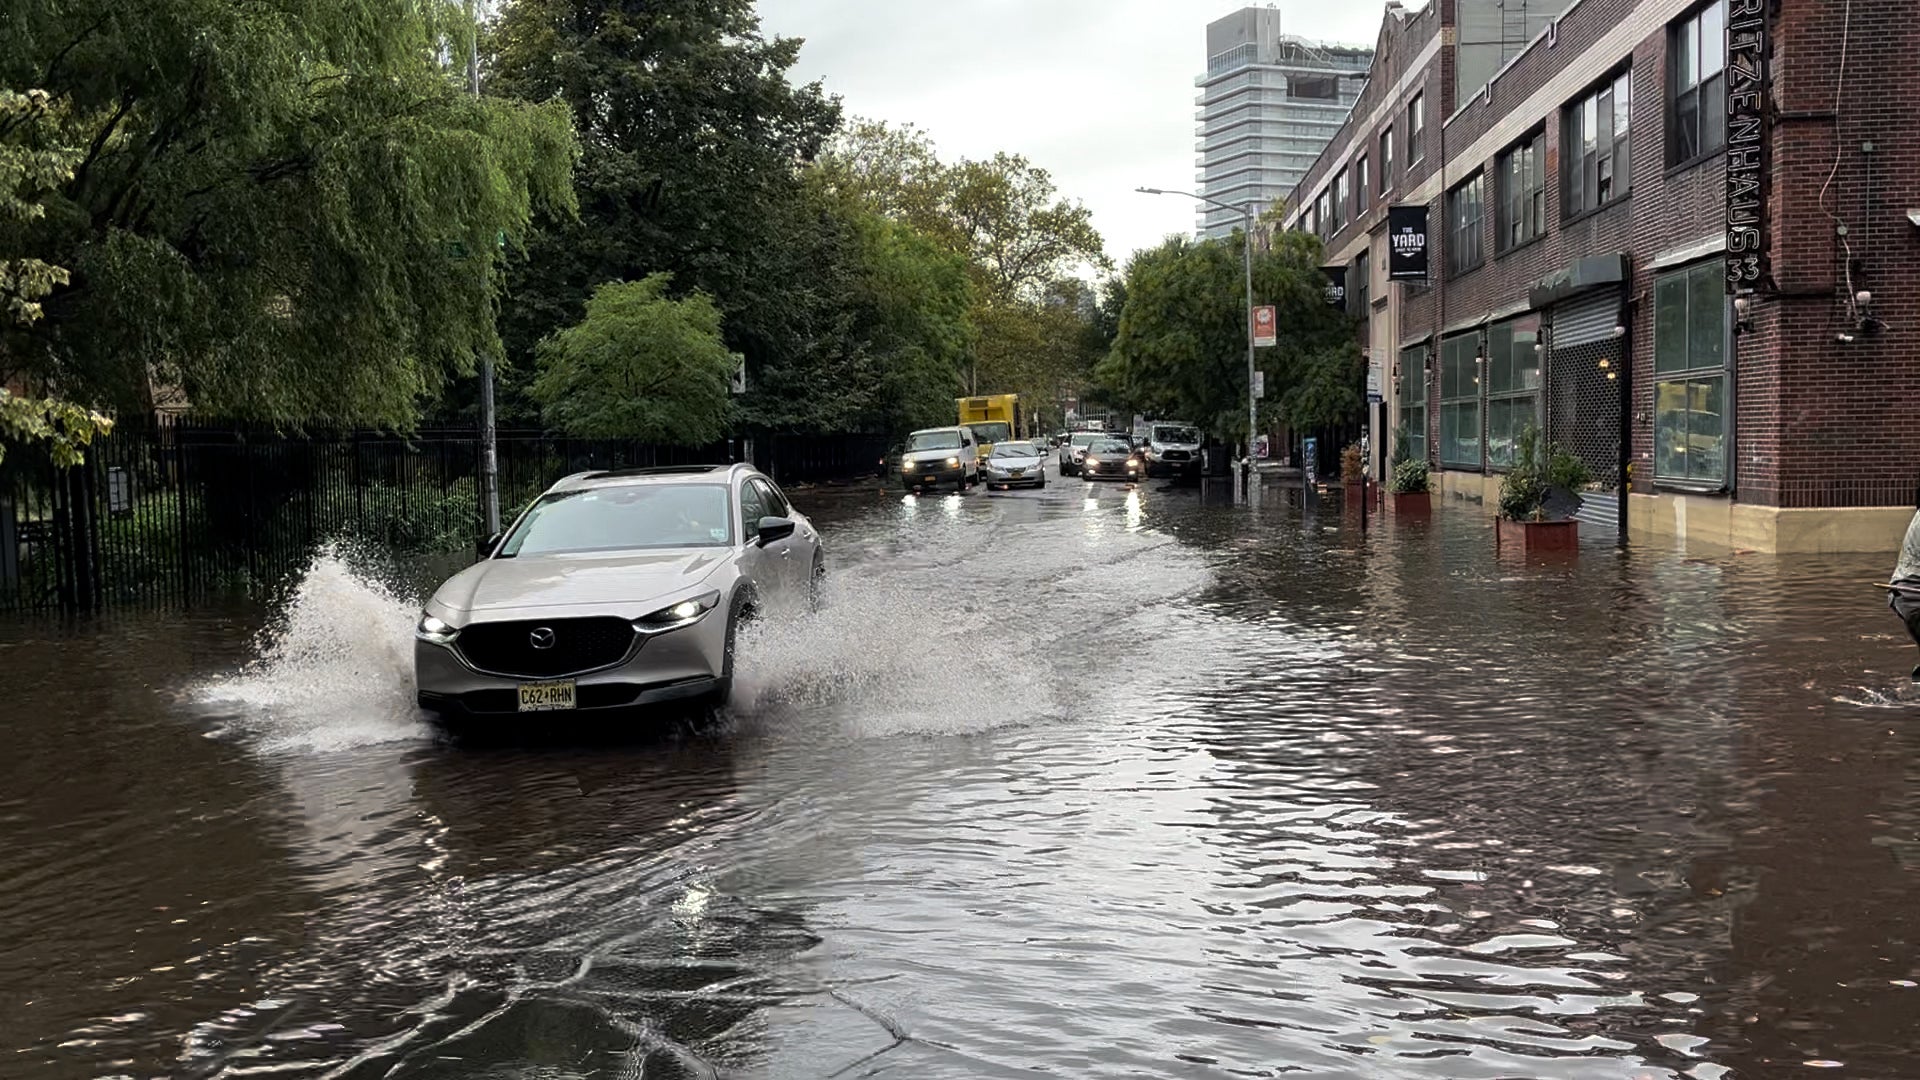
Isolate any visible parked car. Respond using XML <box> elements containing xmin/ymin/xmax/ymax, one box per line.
<box><xmin>415</xmin><ymin>463</ymin><xmax>822</xmax><ymax>728</ymax></box>
<box><xmin>1058</xmin><ymin>431</ymin><xmax>1105</xmax><ymax>477</ymax></box>
<box><xmin>984</xmin><ymin>441</ymin><xmax>1047</xmax><ymax>490</ymax></box>
<box><xmin>1079</xmin><ymin>437</ymin><xmax>1141</xmax><ymax>481</ymax></box>
<box><xmin>899</xmin><ymin>426</ymin><xmax>979</xmax><ymax>492</ymax></box>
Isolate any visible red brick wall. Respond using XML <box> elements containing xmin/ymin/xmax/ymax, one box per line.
<box><xmin>1752</xmin><ymin>0</ymin><xmax>1920</xmax><ymax>508</ymax></box>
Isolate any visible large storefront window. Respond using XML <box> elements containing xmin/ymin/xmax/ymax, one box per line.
<box><xmin>1654</xmin><ymin>261</ymin><xmax>1729</xmax><ymax>484</ymax></box>
<box><xmin>1400</xmin><ymin>343</ymin><xmax>1428</xmax><ymax>462</ymax></box>
<box><xmin>1440</xmin><ymin>332</ymin><xmax>1481</xmax><ymax>468</ymax></box>
<box><xmin>1484</xmin><ymin>315</ymin><xmax>1542</xmax><ymax>467</ymax></box>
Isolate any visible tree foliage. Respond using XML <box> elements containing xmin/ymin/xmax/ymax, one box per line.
<box><xmin>531</xmin><ymin>274</ymin><xmax>736</xmax><ymax>445</ymax></box>
<box><xmin>1101</xmin><ymin>229</ymin><xmax>1359</xmax><ymax>439</ymax></box>
<box><xmin>0</xmin><ymin>0</ymin><xmax>577</xmax><ymax>428</ymax></box>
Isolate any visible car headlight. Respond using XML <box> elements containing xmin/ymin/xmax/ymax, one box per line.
<box><xmin>947</xmin><ymin>456</ymin><xmax>960</xmax><ymax>467</ymax></box>
<box><xmin>416</xmin><ymin>613</ymin><xmax>460</xmax><ymax>645</ymax></box>
<box><xmin>902</xmin><ymin>460</ymin><xmax>917</xmax><ymax>471</ymax></box>
<box><xmin>634</xmin><ymin>590</ymin><xmax>720</xmax><ymax>635</ymax></box>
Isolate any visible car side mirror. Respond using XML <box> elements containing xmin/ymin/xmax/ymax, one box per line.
<box><xmin>756</xmin><ymin>515</ymin><xmax>796</xmax><ymax>546</ymax></box>
<box><xmin>477</xmin><ymin>531</ymin><xmax>502</xmax><ymax>559</ymax></box>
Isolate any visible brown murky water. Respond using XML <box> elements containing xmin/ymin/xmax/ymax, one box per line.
<box><xmin>1</xmin><ymin>476</ymin><xmax>1916</xmax><ymax>1078</ymax></box>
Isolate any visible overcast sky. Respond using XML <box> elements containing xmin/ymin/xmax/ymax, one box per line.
<box><xmin>756</xmin><ymin>0</ymin><xmax>1398</xmax><ymax>276</ymax></box>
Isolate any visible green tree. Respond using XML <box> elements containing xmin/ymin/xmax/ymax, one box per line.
<box><xmin>488</xmin><ymin>0</ymin><xmax>842</xmax><ymax>431</ymax></box>
<box><xmin>530</xmin><ymin>274</ymin><xmax>736</xmax><ymax>445</ymax></box>
<box><xmin>1104</xmin><ymin>229</ymin><xmax>1357</xmax><ymax>439</ymax></box>
<box><xmin>0</xmin><ymin>87</ymin><xmax>110</xmax><ymax>464</ymax></box>
<box><xmin>0</xmin><ymin>0</ymin><xmax>576</xmax><ymax>428</ymax></box>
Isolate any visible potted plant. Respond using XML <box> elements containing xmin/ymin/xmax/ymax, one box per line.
<box><xmin>1388</xmin><ymin>458</ymin><xmax>1432</xmax><ymax>514</ymax></box>
<box><xmin>1496</xmin><ymin>425</ymin><xmax>1591</xmax><ymax>551</ymax></box>
<box><xmin>1340</xmin><ymin>442</ymin><xmax>1366</xmax><ymax>502</ymax></box>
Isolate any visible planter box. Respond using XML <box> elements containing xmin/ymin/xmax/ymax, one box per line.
<box><xmin>1496</xmin><ymin>517</ymin><xmax>1579</xmax><ymax>551</ymax></box>
<box><xmin>1390</xmin><ymin>491</ymin><xmax>1431</xmax><ymax>515</ymax></box>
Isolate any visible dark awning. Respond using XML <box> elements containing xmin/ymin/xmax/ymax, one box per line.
<box><xmin>1527</xmin><ymin>254</ymin><xmax>1628</xmax><ymax>309</ymax></box>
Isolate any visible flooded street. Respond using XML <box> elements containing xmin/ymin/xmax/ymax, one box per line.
<box><xmin>2</xmin><ymin>478</ymin><xmax>1917</xmax><ymax>1079</ymax></box>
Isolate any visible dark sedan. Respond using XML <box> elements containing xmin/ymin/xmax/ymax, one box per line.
<box><xmin>1079</xmin><ymin>438</ymin><xmax>1141</xmax><ymax>482</ymax></box>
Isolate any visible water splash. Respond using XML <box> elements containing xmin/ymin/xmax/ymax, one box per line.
<box><xmin>196</xmin><ymin>544</ymin><xmax>428</xmax><ymax>751</ymax></box>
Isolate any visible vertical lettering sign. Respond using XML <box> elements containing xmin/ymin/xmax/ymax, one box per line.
<box><xmin>1726</xmin><ymin>0</ymin><xmax>1770</xmax><ymax>292</ymax></box>
<box><xmin>1386</xmin><ymin>205</ymin><xmax>1430</xmax><ymax>280</ymax></box>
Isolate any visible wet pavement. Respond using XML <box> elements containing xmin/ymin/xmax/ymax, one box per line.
<box><xmin>2</xmin><ymin>468</ymin><xmax>1917</xmax><ymax>1079</ymax></box>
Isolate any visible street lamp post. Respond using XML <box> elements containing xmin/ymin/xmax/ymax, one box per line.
<box><xmin>1136</xmin><ymin>188</ymin><xmax>1259</xmax><ymax>491</ymax></box>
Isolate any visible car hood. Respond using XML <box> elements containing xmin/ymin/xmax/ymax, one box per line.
<box><xmin>1150</xmin><ymin>440</ymin><xmax>1201</xmax><ymax>451</ymax></box>
<box><xmin>903</xmin><ymin>448</ymin><xmax>965</xmax><ymax>463</ymax></box>
<box><xmin>988</xmin><ymin>456</ymin><xmax>1042</xmax><ymax>468</ymax></box>
<box><xmin>429</xmin><ymin>549</ymin><xmax>731</xmax><ymax>620</ymax></box>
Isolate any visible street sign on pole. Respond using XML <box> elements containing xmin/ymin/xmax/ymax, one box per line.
<box><xmin>1366</xmin><ymin>361</ymin><xmax>1383</xmax><ymax>404</ymax></box>
<box><xmin>1252</xmin><ymin>371</ymin><xmax>1265</xmax><ymax>399</ymax></box>
<box><xmin>1251</xmin><ymin>305</ymin><xmax>1277</xmax><ymax>348</ymax></box>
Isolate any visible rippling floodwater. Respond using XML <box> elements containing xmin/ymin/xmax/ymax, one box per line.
<box><xmin>2</xmin><ymin>477</ymin><xmax>1917</xmax><ymax>1079</ymax></box>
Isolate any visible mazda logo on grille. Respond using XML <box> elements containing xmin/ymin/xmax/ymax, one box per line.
<box><xmin>528</xmin><ymin>627</ymin><xmax>556</xmax><ymax>650</ymax></box>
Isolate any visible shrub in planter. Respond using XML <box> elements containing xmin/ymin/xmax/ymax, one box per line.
<box><xmin>1497</xmin><ymin>426</ymin><xmax>1590</xmax><ymax>550</ymax></box>
<box><xmin>1388</xmin><ymin>457</ymin><xmax>1432</xmax><ymax>514</ymax></box>
<box><xmin>1340</xmin><ymin>443</ymin><xmax>1365</xmax><ymax>487</ymax></box>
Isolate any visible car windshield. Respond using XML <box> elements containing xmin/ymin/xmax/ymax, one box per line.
<box><xmin>991</xmin><ymin>443</ymin><xmax>1037</xmax><ymax>458</ymax></box>
<box><xmin>907</xmin><ymin>430</ymin><xmax>963</xmax><ymax>451</ymax></box>
<box><xmin>499</xmin><ymin>483</ymin><xmax>733</xmax><ymax>556</ymax></box>
<box><xmin>966</xmin><ymin>422</ymin><xmax>1012</xmax><ymax>445</ymax></box>
<box><xmin>1153</xmin><ymin>426</ymin><xmax>1199</xmax><ymax>444</ymax></box>
<box><xmin>1088</xmin><ymin>439</ymin><xmax>1131</xmax><ymax>455</ymax></box>
<box><xmin>1069</xmin><ymin>433</ymin><xmax>1100</xmax><ymax>448</ymax></box>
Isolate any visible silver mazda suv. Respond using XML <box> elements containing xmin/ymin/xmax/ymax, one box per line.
<box><xmin>414</xmin><ymin>463</ymin><xmax>822</xmax><ymax>726</ymax></box>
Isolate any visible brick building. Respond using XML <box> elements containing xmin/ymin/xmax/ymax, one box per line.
<box><xmin>1282</xmin><ymin>0</ymin><xmax>1920</xmax><ymax>553</ymax></box>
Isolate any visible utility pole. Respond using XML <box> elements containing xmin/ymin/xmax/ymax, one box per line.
<box><xmin>466</xmin><ymin>0</ymin><xmax>500</xmax><ymax>536</ymax></box>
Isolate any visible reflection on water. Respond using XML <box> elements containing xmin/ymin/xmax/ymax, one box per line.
<box><xmin>0</xmin><ymin>483</ymin><xmax>1916</xmax><ymax>1078</ymax></box>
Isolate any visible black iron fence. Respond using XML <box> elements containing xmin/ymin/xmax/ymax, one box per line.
<box><xmin>0</xmin><ymin>421</ymin><xmax>887</xmax><ymax>615</ymax></box>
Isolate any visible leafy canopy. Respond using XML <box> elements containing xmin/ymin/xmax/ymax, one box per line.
<box><xmin>531</xmin><ymin>274</ymin><xmax>736</xmax><ymax>445</ymax></box>
<box><xmin>0</xmin><ymin>0</ymin><xmax>577</xmax><ymax>427</ymax></box>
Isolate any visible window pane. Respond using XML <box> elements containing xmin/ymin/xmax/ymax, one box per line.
<box><xmin>1583</xmin><ymin>97</ymin><xmax>1599</xmax><ymax>157</ymax></box>
<box><xmin>1488</xmin><ymin>323</ymin><xmax>1513</xmax><ymax>391</ymax></box>
<box><xmin>1655</xmin><ymin>380</ymin><xmax>1689</xmax><ymax>478</ymax></box>
<box><xmin>1615</xmin><ymin>72</ymin><xmax>1632</xmax><ymax>135</ymax></box>
<box><xmin>1676</xmin><ymin>89</ymin><xmax>1700</xmax><ymax>162</ymax></box>
<box><xmin>1702</xmin><ymin>72</ymin><xmax>1726</xmax><ymax>154</ymax></box>
<box><xmin>1688</xmin><ymin>264</ymin><xmax>1726</xmax><ymax>372</ymax></box>
<box><xmin>1700</xmin><ymin>1</ymin><xmax>1725</xmax><ymax>79</ymax></box>
<box><xmin>1689</xmin><ymin>376</ymin><xmax>1726</xmax><ymax>483</ymax></box>
<box><xmin>1515</xmin><ymin>321</ymin><xmax>1541</xmax><ymax>388</ymax></box>
<box><xmin>1655</xmin><ymin>274</ymin><xmax>1689</xmax><ymax>373</ymax></box>
<box><xmin>1677</xmin><ymin>18</ymin><xmax>1698</xmax><ymax>91</ymax></box>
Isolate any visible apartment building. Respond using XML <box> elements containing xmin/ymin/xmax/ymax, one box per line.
<box><xmin>1284</xmin><ymin>0</ymin><xmax>1920</xmax><ymax>553</ymax></box>
<box><xmin>1196</xmin><ymin>8</ymin><xmax>1372</xmax><ymax>240</ymax></box>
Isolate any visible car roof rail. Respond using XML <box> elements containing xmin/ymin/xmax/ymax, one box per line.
<box><xmin>582</xmin><ymin>464</ymin><xmax>729</xmax><ymax>480</ymax></box>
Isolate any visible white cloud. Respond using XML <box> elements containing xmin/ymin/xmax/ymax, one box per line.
<box><xmin>756</xmin><ymin>0</ymin><xmax>1396</xmax><ymax>273</ymax></box>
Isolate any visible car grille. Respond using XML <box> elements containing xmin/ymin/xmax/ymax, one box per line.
<box><xmin>457</xmin><ymin>617</ymin><xmax>637</xmax><ymax>678</ymax></box>
<box><xmin>1162</xmin><ymin>450</ymin><xmax>1192</xmax><ymax>462</ymax></box>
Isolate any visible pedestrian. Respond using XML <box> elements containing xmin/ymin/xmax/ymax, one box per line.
<box><xmin>1890</xmin><ymin>481</ymin><xmax>1920</xmax><ymax>680</ymax></box>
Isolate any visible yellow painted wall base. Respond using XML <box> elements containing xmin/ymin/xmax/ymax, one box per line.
<box><xmin>1436</xmin><ymin>471</ymin><xmax>1909</xmax><ymax>554</ymax></box>
<box><xmin>1629</xmin><ymin>492</ymin><xmax>1909</xmax><ymax>554</ymax></box>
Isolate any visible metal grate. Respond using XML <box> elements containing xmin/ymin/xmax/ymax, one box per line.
<box><xmin>1546</xmin><ymin>329</ymin><xmax>1624</xmax><ymax>490</ymax></box>
<box><xmin>457</xmin><ymin>617</ymin><xmax>637</xmax><ymax>678</ymax></box>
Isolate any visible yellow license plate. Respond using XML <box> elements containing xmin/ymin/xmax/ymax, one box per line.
<box><xmin>1010</xmin><ymin>469</ymin><xmax>1025</xmax><ymax>477</ymax></box>
<box><xmin>517</xmin><ymin>680</ymin><xmax>577</xmax><ymax>712</ymax></box>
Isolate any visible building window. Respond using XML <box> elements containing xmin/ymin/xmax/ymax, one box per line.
<box><xmin>1355</xmin><ymin>155</ymin><xmax>1369</xmax><ymax>214</ymax></box>
<box><xmin>1447</xmin><ymin>172</ymin><xmax>1485</xmax><ymax>276</ymax></box>
<box><xmin>1654</xmin><ymin>261</ymin><xmax>1729</xmax><ymax>485</ymax></box>
<box><xmin>1670</xmin><ymin>0</ymin><xmax>1727</xmax><ymax>166</ymax></box>
<box><xmin>1407</xmin><ymin>93</ymin><xmax>1425</xmax><ymax>168</ymax></box>
<box><xmin>1564</xmin><ymin>70</ymin><xmax>1632</xmax><ymax>216</ymax></box>
<box><xmin>1332</xmin><ymin>168</ymin><xmax>1349</xmax><ymax>232</ymax></box>
<box><xmin>1315</xmin><ymin>190</ymin><xmax>1330</xmax><ymax>238</ymax></box>
<box><xmin>1379</xmin><ymin>128</ymin><xmax>1394</xmax><ymax>194</ymax></box>
<box><xmin>1496</xmin><ymin>132</ymin><xmax>1546</xmax><ymax>252</ymax></box>
<box><xmin>1289</xmin><ymin>75</ymin><xmax>1339</xmax><ymax>100</ymax></box>
<box><xmin>1484</xmin><ymin>315</ymin><xmax>1542</xmax><ymax>467</ymax></box>
<box><xmin>1400</xmin><ymin>343</ymin><xmax>1428</xmax><ymax>462</ymax></box>
<box><xmin>1439</xmin><ymin>332</ymin><xmax>1481</xmax><ymax>468</ymax></box>
<box><xmin>1352</xmin><ymin>249</ymin><xmax>1370</xmax><ymax>315</ymax></box>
